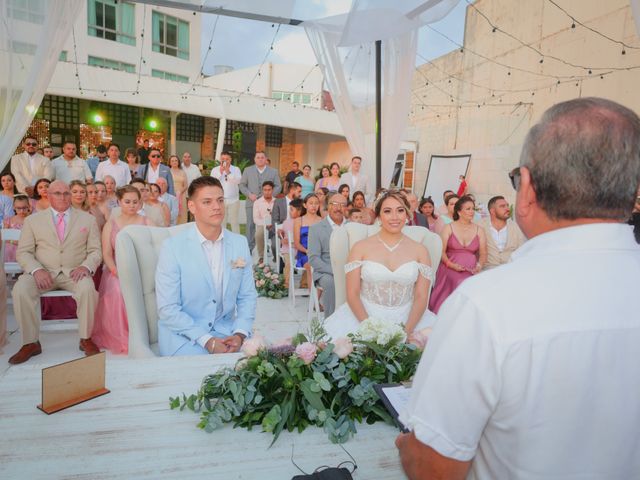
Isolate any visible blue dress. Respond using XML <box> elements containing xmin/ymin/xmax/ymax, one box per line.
<box><xmin>296</xmin><ymin>225</ymin><xmax>310</xmax><ymax>267</ymax></box>
<box><xmin>295</xmin><ymin>176</ymin><xmax>315</xmax><ymax>198</ymax></box>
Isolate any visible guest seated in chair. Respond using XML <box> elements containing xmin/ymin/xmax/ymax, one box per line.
<box><xmin>9</xmin><ymin>180</ymin><xmax>102</xmax><ymax>364</ymax></box>
<box><xmin>155</xmin><ymin>176</ymin><xmax>257</xmax><ymax>356</ymax></box>
<box><xmin>308</xmin><ymin>192</ymin><xmax>348</xmax><ymax>317</ymax></box>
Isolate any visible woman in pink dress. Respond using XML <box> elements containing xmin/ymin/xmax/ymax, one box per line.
<box><xmin>92</xmin><ymin>186</ymin><xmax>149</xmax><ymax>354</ymax></box>
<box><xmin>429</xmin><ymin>195</ymin><xmax>487</xmax><ymax>314</ymax></box>
<box><xmin>3</xmin><ymin>195</ymin><xmax>31</xmax><ymax>262</ymax></box>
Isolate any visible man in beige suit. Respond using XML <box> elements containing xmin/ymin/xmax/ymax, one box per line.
<box><xmin>10</xmin><ymin>136</ymin><xmax>53</xmax><ymax>196</ymax></box>
<box><xmin>481</xmin><ymin>195</ymin><xmax>526</xmax><ymax>270</ymax></box>
<box><xmin>8</xmin><ymin>181</ymin><xmax>102</xmax><ymax>364</ymax></box>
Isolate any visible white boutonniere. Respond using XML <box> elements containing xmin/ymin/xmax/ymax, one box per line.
<box><xmin>231</xmin><ymin>258</ymin><xmax>246</xmax><ymax>269</ymax></box>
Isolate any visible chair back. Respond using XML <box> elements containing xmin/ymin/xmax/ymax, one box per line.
<box><xmin>115</xmin><ymin>223</ymin><xmax>192</xmax><ymax>357</ymax></box>
<box><xmin>330</xmin><ymin>223</ymin><xmax>443</xmax><ymax>309</ymax></box>
<box><xmin>1</xmin><ymin>228</ymin><xmax>23</xmax><ymax>275</ymax></box>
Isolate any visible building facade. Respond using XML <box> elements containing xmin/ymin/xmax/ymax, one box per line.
<box><xmin>408</xmin><ymin>0</ymin><xmax>640</xmax><ymax>206</ymax></box>
<box><xmin>13</xmin><ymin>0</ymin><xmax>351</xmax><ymax>179</ymax></box>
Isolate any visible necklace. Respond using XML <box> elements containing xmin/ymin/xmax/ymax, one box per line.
<box><xmin>378</xmin><ymin>234</ymin><xmax>403</xmax><ymax>252</ymax></box>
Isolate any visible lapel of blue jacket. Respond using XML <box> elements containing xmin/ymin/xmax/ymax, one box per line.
<box><xmin>222</xmin><ymin>230</ymin><xmax>232</xmax><ymax>299</ymax></box>
<box><xmin>186</xmin><ymin>225</ymin><xmax>215</xmax><ymax>294</ymax></box>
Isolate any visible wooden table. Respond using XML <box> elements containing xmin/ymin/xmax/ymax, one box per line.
<box><xmin>0</xmin><ymin>355</ymin><xmax>404</xmax><ymax>479</ymax></box>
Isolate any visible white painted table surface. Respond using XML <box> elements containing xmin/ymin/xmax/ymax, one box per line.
<box><xmin>0</xmin><ymin>355</ymin><xmax>405</xmax><ymax>480</ymax></box>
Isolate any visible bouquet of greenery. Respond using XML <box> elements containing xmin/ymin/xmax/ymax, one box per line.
<box><xmin>170</xmin><ymin>318</ymin><xmax>423</xmax><ymax>444</ymax></box>
<box><xmin>253</xmin><ymin>263</ymin><xmax>287</xmax><ymax>299</ymax></box>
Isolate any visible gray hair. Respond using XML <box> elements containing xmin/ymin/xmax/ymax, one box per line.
<box><xmin>519</xmin><ymin>97</ymin><xmax>640</xmax><ymax>220</ymax></box>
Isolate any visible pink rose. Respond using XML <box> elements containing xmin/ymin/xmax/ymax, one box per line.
<box><xmin>241</xmin><ymin>335</ymin><xmax>267</xmax><ymax>357</ymax></box>
<box><xmin>295</xmin><ymin>342</ymin><xmax>317</xmax><ymax>365</ymax></box>
<box><xmin>332</xmin><ymin>337</ymin><xmax>353</xmax><ymax>359</ymax></box>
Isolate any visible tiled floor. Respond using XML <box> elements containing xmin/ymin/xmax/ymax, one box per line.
<box><xmin>0</xmin><ymin>294</ymin><xmax>319</xmax><ymax>376</ymax></box>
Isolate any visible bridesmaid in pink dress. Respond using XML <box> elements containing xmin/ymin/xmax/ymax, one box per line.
<box><xmin>92</xmin><ymin>186</ymin><xmax>149</xmax><ymax>354</ymax></box>
<box><xmin>429</xmin><ymin>196</ymin><xmax>487</xmax><ymax>313</ymax></box>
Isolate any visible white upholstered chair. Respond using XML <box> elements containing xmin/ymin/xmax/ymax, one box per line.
<box><xmin>329</xmin><ymin>223</ymin><xmax>443</xmax><ymax>309</ymax></box>
<box><xmin>115</xmin><ymin>223</ymin><xmax>192</xmax><ymax>357</ymax></box>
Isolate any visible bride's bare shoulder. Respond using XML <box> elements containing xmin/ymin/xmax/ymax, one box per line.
<box><xmin>352</xmin><ymin>235</ymin><xmax>377</xmax><ymax>252</ymax></box>
<box><xmin>402</xmin><ymin>235</ymin><xmax>430</xmax><ymax>260</ymax></box>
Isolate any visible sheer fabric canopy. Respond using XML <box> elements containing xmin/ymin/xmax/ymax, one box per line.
<box><xmin>0</xmin><ymin>0</ymin><xmax>82</xmax><ymax>168</ymax></box>
<box><xmin>1</xmin><ymin>0</ymin><xmax>466</xmax><ymax>181</ymax></box>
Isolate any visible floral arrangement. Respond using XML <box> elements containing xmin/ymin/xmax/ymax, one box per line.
<box><xmin>253</xmin><ymin>263</ymin><xmax>287</xmax><ymax>299</ymax></box>
<box><xmin>170</xmin><ymin>318</ymin><xmax>423</xmax><ymax>444</ymax></box>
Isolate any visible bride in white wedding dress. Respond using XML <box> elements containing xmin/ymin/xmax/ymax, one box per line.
<box><xmin>323</xmin><ymin>190</ymin><xmax>437</xmax><ymax>342</ymax></box>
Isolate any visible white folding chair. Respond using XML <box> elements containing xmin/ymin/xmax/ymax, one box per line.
<box><xmin>274</xmin><ymin>223</ymin><xmax>282</xmax><ymax>271</ymax></box>
<box><xmin>287</xmin><ymin>230</ymin><xmax>309</xmax><ymax>307</ymax></box>
<box><xmin>1</xmin><ymin>228</ymin><xmax>23</xmax><ymax>277</ymax></box>
<box><xmin>287</xmin><ymin>231</ymin><xmax>321</xmax><ymax>321</ymax></box>
<box><xmin>1</xmin><ymin>228</ymin><xmax>77</xmax><ymax>330</ymax></box>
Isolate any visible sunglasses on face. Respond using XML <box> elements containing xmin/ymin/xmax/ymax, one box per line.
<box><xmin>25</xmin><ymin>142</ymin><xmax>37</xmax><ymax>146</ymax></box>
<box><xmin>149</xmin><ymin>154</ymin><xmax>161</xmax><ymax>158</ymax></box>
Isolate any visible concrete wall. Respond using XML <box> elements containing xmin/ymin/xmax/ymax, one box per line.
<box><xmin>409</xmin><ymin>0</ymin><xmax>640</xmax><ymax>206</ymax></box>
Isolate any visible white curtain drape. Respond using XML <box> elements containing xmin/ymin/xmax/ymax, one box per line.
<box><xmin>304</xmin><ymin>0</ymin><xmax>459</xmax><ymax>189</ymax></box>
<box><xmin>0</xmin><ymin>0</ymin><xmax>82</xmax><ymax>167</ymax></box>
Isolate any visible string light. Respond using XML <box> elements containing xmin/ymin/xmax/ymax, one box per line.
<box><xmin>183</xmin><ymin>13</ymin><xmax>220</xmax><ymax>96</ymax></box>
<box><xmin>242</xmin><ymin>23</ymin><xmax>282</xmax><ymax>96</ymax></box>
<box><xmin>465</xmin><ymin>0</ymin><xmax>639</xmax><ymax>71</ymax></box>
<box><xmin>134</xmin><ymin>5</ymin><xmax>147</xmax><ymax>95</ymax></box>
<box><xmin>71</xmin><ymin>26</ymin><xmax>83</xmax><ymax>94</ymax></box>
<box><xmin>546</xmin><ymin>0</ymin><xmax>640</xmax><ymax>51</ymax></box>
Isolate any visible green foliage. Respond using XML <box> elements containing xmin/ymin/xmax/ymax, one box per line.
<box><xmin>253</xmin><ymin>263</ymin><xmax>287</xmax><ymax>299</ymax></box>
<box><xmin>171</xmin><ymin>332</ymin><xmax>422</xmax><ymax>444</ymax></box>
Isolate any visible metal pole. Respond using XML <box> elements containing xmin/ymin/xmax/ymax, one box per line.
<box><xmin>375</xmin><ymin>40</ymin><xmax>382</xmax><ymax>191</ymax></box>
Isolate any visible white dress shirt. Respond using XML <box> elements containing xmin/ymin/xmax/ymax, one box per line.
<box><xmin>182</xmin><ymin>163</ymin><xmax>201</xmax><ymax>187</ymax></box>
<box><xmin>195</xmin><ymin>227</ymin><xmax>225</xmax><ymax>349</ymax></box>
<box><xmin>146</xmin><ymin>164</ymin><xmax>160</xmax><ymax>184</ymax></box>
<box><xmin>326</xmin><ymin>215</ymin><xmax>344</xmax><ymax>230</ymax></box>
<box><xmin>51</xmin><ymin>155</ymin><xmax>92</xmax><ymax>184</ymax></box>
<box><xmin>488</xmin><ymin>223</ymin><xmax>508</xmax><ymax>251</ymax></box>
<box><xmin>401</xmin><ymin>223</ymin><xmax>640</xmax><ymax>479</ymax></box>
<box><xmin>211</xmin><ymin>165</ymin><xmax>242</xmax><ymax>202</ymax></box>
<box><xmin>95</xmin><ymin>159</ymin><xmax>132</xmax><ymax>187</ymax></box>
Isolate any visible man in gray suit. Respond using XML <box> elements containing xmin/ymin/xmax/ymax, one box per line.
<box><xmin>308</xmin><ymin>192</ymin><xmax>347</xmax><ymax>317</ymax></box>
<box><xmin>239</xmin><ymin>151</ymin><xmax>281</xmax><ymax>253</ymax></box>
<box><xmin>136</xmin><ymin>148</ymin><xmax>175</xmax><ymax>195</ymax></box>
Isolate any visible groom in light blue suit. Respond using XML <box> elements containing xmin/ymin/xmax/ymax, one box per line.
<box><xmin>156</xmin><ymin>176</ymin><xmax>257</xmax><ymax>356</ymax></box>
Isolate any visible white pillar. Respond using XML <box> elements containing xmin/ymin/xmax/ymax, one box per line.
<box><xmin>169</xmin><ymin>112</ymin><xmax>178</xmax><ymax>156</ymax></box>
<box><xmin>215</xmin><ymin>117</ymin><xmax>226</xmax><ymax>161</ymax></box>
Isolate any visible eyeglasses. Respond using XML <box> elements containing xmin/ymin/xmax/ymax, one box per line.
<box><xmin>49</xmin><ymin>192</ymin><xmax>71</xmax><ymax>197</ymax></box>
<box><xmin>14</xmin><ymin>206</ymin><xmax>30</xmax><ymax>211</ymax></box>
<box><xmin>25</xmin><ymin>142</ymin><xmax>37</xmax><ymax>146</ymax></box>
<box><xmin>329</xmin><ymin>201</ymin><xmax>347</xmax><ymax>207</ymax></box>
<box><xmin>508</xmin><ymin>167</ymin><xmax>521</xmax><ymax>190</ymax></box>
<box><xmin>149</xmin><ymin>154</ymin><xmax>161</xmax><ymax>158</ymax></box>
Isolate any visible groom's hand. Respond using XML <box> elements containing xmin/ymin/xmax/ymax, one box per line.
<box><xmin>221</xmin><ymin>334</ymin><xmax>245</xmax><ymax>353</ymax></box>
<box><xmin>205</xmin><ymin>338</ymin><xmax>230</xmax><ymax>354</ymax></box>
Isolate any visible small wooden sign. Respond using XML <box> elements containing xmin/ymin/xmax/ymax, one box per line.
<box><xmin>37</xmin><ymin>352</ymin><xmax>110</xmax><ymax>414</ymax></box>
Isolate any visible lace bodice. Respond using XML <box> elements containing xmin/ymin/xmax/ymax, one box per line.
<box><xmin>344</xmin><ymin>260</ymin><xmax>433</xmax><ymax>308</ymax></box>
